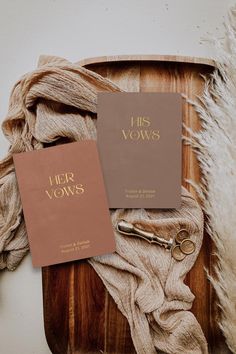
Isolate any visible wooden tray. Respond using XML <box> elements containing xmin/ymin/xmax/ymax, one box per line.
<box><xmin>42</xmin><ymin>55</ymin><xmax>230</xmax><ymax>354</ymax></box>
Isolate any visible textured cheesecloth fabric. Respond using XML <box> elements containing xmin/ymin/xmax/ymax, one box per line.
<box><xmin>0</xmin><ymin>55</ymin><xmax>208</xmax><ymax>354</ymax></box>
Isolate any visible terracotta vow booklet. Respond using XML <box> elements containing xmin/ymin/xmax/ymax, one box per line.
<box><xmin>13</xmin><ymin>141</ymin><xmax>116</xmax><ymax>267</ymax></box>
<box><xmin>97</xmin><ymin>92</ymin><xmax>182</xmax><ymax>209</ymax></box>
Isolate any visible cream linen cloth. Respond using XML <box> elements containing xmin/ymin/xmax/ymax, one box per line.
<box><xmin>0</xmin><ymin>55</ymin><xmax>208</xmax><ymax>354</ymax></box>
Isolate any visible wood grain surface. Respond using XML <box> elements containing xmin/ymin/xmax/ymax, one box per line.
<box><xmin>42</xmin><ymin>55</ymin><xmax>230</xmax><ymax>354</ymax></box>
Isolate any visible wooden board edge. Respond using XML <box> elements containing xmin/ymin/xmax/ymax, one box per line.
<box><xmin>76</xmin><ymin>54</ymin><xmax>215</xmax><ymax>68</ymax></box>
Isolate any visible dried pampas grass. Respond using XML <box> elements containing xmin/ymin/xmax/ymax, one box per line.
<box><xmin>189</xmin><ymin>7</ymin><xmax>236</xmax><ymax>353</ymax></box>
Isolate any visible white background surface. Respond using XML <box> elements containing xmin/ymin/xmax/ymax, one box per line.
<box><xmin>0</xmin><ymin>1</ymin><xmax>235</xmax><ymax>353</ymax></box>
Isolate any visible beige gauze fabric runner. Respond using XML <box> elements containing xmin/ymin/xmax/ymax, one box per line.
<box><xmin>0</xmin><ymin>55</ymin><xmax>208</xmax><ymax>354</ymax></box>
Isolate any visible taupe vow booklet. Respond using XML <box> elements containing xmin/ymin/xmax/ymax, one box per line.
<box><xmin>13</xmin><ymin>141</ymin><xmax>116</xmax><ymax>267</ymax></box>
<box><xmin>97</xmin><ymin>92</ymin><xmax>182</xmax><ymax>208</ymax></box>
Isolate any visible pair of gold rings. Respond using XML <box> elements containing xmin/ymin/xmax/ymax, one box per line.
<box><xmin>172</xmin><ymin>229</ymin><xmax>196</xmax><ymax>261</ymax></box>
